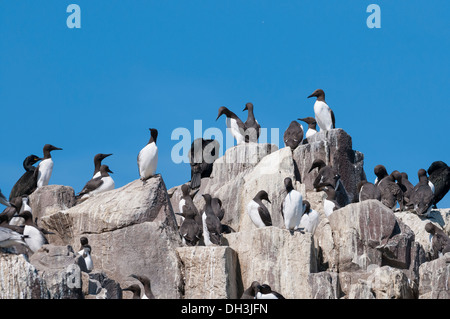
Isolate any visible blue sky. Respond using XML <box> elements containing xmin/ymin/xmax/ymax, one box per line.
<box><xmin>1</xmin><ymin>1</ymin><xmax>449</xmax><ymax>208</ymax></box>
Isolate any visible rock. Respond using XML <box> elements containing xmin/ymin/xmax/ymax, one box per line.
<box><xmin>0</xmin><ymin>253</ymin><xmax>49</xmax><ymax>299</ymax></box>
<box><xmin>29</xmin><ymin>244</ymin><xmax>84</xmax><ymax>299</ymax></box>
<box><xmin>308</xmin><ymin>271</ymin><xmax>342</xmax><ymax>299</ymax></box>
<box><xmin>39</xmin><ymin>175</ymin><xmax>184</xmax><ymax>299</ymax></box>
<box><xmin>343</xmin><ymin>265</ymin><xmax>415</xmax><ymax>299</ymax></box>
<box><xmin>29</xmin><ymin>185</ymin><xmax>76</xmax><ymax>220</ymax></box>
<box><xmin>224</xmin><ymin>226</ymin><xmax>318</xmax><ymax>299</ymax></box>
<box><xmin>177</xmin><ymin>246</ymin><xmax>240</xmax><ymax>299</ymax></box>
<box><xmin>292</xmin><ymin>128</ymin><xmax>365</xmax><ymax>205</ymax></box>
<box><xmin>418</xmin><ymin>252</ymin><xmax>450</xmax><ymax>299</ymax></box>
<box><xmin>86</xmin><ymin>271</ymin><xmax>122</xmax><ymax>299</ymax></box>
<box><xmin>329</xmin><ymin>200</ymin><xmax>396</xmax><ymax>272</ymax></box>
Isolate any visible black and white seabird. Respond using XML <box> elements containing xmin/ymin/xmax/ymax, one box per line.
<box><xmin>36</xmin><ymin>144</ymin><xmax>62</xmax><ymax>188</ymax></box>
<box><xmin>122</xmin><ymin>284</ymin><xmax>142</xmax><ymax>299</ymax></box>
<box><xmin>323</xmin><ymin>186</ymin><xmax>341</xmax><ymax>217</ymax></box>
<box><xmin>0</xmin><ymin>226</ymin><xmax>30</xmax><ymax>252</ymax></box>
<box><xmin>256</xmin><ymin>284</ymin><xmax>285</xmax><ymax>299</ymax></box>
<box><xmin>77</xmin><ymin>165</ymin><xmax>115</xmax><ymax>200</ymax></box>
<box><xmin>242</xmin><ymin>102</ymin><xmax>261</xmax><ymax>143</ymax></box>
<box><xmin>241</xmin><ymin>281</ymin><xmax>261</xmax><ymax>299</ymax></box>
<box><xmin>424</xmin><ymin>223</ymin><xmax>450</xmax><ymax>260</ymax></box>
<box><xmin>299</xmin><ymin>200</ymin><xmax>320</xmax><ymax>235</ymax></box>
<box><xmin>189</xmin><ymin>138</ymin><xmax>219</xmax><ymax>189</ymax></box>
<box><xmin>9</xmin><ymin>196</ymin><xmax>31</xmax><ymax>226</ymax></box>
<box><xmin>409</xmin><ymin>169</ymin><xmax>434</xmax><ymax>216</ymax></box>
<box><xmin>374</xmin><ymin>165</ymin><xmax>389</xmax><ymax>186</ymax></box>
<box><xmin>247</xmin><ymin>190</ymin><xmax>272</xmax><ymax>228</ymax></box>
<box><xmin>298</xmin><ymin>117</ymin><xmax>318</xmax><ymax>139</ymax></box>
<box><xmin>17</xmin><ymin>210</ymin><xmax>49</xmax><ymax>253</ymax></box>
<box><xmin>281</xmin><ymin>177</ymin><xmax>304</xmax><ymax>234</ymax></box>
<box><xmin>78</xmin><ymin>237</ymin><xmax>93</xmax><ymax>271</ymax></box>
<box><xmin>308</xmin><ymin>159</ymin><xmax>340</xmax><ymax>191</ymax></box>
<box><xmin>0</xmin><ymin>189</ymin><xmax>10</xmax><ymax>207</ymax></box>
<box><xmin>307</xmin><ymin>89</ymin><xmax>335</xmax><ymax>132</ymax></box>
<box><xmin>377</xmin><ymin>170</ymin><xmax>404</xmax><ymax>211</ymax></box>
<box><xmin>9</xmin><ymin>154</ymin><xmax>42</xmax><ymax>201</ymax></box>
<box><xmin>178</xmin><ymin>184</ymin><xmax>202</xmax><ymax>228</ymax></box>
<box><xmin>396</xmin><ymin>172</ymin><xmax>415</xmax><ymax>209</ymax></box>
<box><xmin>216</xmin><ymin>106</ymin><xmax>247</xmax><ymax>145</ymax></box>
<box><xmin>357</xmin><ymin>179</ymin><xmax>381</xmax><ymax>202</ymax></box>
<box><xmin>92</xmin><ymin>153</ymin><xmax>113</xmax><ymax>179</ymax></box>
<box><xmin>179</xmin><ymin>196</ymin><xmax>202</xmax><ymax>246</ymax></box>
<box><xmin>283</xmin><ymin>121</ymin><xmax>303</xmax><ymax>150</ymax></box>
<box><xmin>137</xmin><ymin>128</ymin><xmax>158</xmax><ymax>181</ymax></box>
<box><xmin>427</xmin><ymin>161</ymin><xmax>450</xmax><ymax>208</ymax></box>
<box><xmin>129</xmin><ymin>274</ymin><xmax>156</xmax><ymax>299</ymax></box>
<box><xmin>201</xmin><ymin>194</ymin><xmax>223</xmax><ymax>246</ymax></box>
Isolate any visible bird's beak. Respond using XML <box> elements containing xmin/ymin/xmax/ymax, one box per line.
<box><xmin>307</xmin><ymin>94</ymin><xmax>315</xmax><ymax>98</ymax></box>
<box><xmin>107</xmin><ymin>168</ymin><xmax>114</xmax><ymax>174</ymax></box>
<box><xmin>243</xmin><ymin>106</ymin><xmax>248</xmax><ymax>111</ymax></box>
<box><xmin>266</xmin><ymin>199</ymin><xmax>272</xmax><ymax>204</ymax></box>
<box><xmin>54</xmin><ymin>147</ymin><xmax>63</xmax><ymax>151</ymax></box>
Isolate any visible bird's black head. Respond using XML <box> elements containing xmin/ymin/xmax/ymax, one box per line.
<box><xmin>44</xmin><ymin>144</ymin><xmax>63</xmax><ymax>152</ymax></box>
<box><xmin>243</xmin><ymin>102</ymin><xmax>253</xmax><ymax>111</ymax></box>
<box><xmin>95</xmin><ymin>153</ymin><xmax>113</xmax><ymax>161</ymax></box>
<box><xmin>149</xmin><ymin>128</ymin><xmax>158</xmax><ymax>143</ymax></box>
<box><xmin>284</xmin><ymin>177</ymin><xmax>294</xmax><ymax>192</ymax></box>
<box><xmin>255</xmin><ymin>190</ymin><xmax>271</xmax><ymax>203</ymax></box>
<box><xmin>216</xmin><ymin>106</ymin><xmax>229</xmax><ymax>121</ymax></box>
<box><xmin>100</xmin><ymin>165</ymin><xmax>113</xmax><ymax>174</ymax></box>
<box><xmin>308</xmin><ymin>159</ymin><xmax>326</xmax><ymax>173</ymax></box>
<box><xmin>303</xmin><ymin>200</ymin><xmax>311</xmax><ymax>213</ymax></box>
<box><xmin>307</xmin><ymin>89</ymin><xmax>325</xmax><ymax>100</ymax></box>
<box><xmin>374</xmin><ymin>165</ymin><xmax>388</xmax><ymax>179</ymax></box>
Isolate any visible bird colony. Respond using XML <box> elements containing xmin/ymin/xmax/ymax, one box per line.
<box><xmin>1</xmin><ymin>89</ymin><xmax>449</xmax><ymax>299</ymax></box>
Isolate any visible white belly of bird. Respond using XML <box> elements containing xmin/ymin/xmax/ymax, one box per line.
<box><xmin>178</xmin><ymin>199</ymin><xmax>185</xmax><ymax>222</ymax></box>
<box><xmin>256</xmin><ymin>292</ymin><xmax>279</xmax><ymax>299</ymax></box>
<box><xmin>202</xmin><ymin>212</ymin><xmax>213</xmax><ymax>246</ymax></box>
<box><xmin>305</xmin><ymin>128</ymin><xmax>317</xmax><ymax>139</ymax></box>
<box><xmin>227</xmin><ymin>118</ymin><xmax>245</xmax><ymax>144</ymax></box>
<box><xmin>299</xmin><ymin>210</ymin><xmax>319</xmax><ymax>234</ymax></box>
<box><xmin>324</xmin><ymin>199</ymin><xmax>336</xmax><ymax>217</ymax></box>
<box><xmin>91</xmin><ymin>176</ymin><xmax>115</xmax><ymax>196</ymax></box>
<box><xmin>247</xmin><ymin>200</ymin><xmax>267</xmax><ymax>228</ymax></box>
<box><xmin>37</xmin><ymin>159</ymin><xmax>54</xmax><ymax>188</ymax></box>
<box><xmin>138</xmin><ymin>143</ymin><xmax>158</xmax><ymax>179</ymax></box>
<box><xmin>282</xmin><ymin>191</ymin><xmax>303</xmax><ymax>230</ymax></box>
<box><xmin>78</xmin><ymin>248</ymin><xmax>94</xmax><ymax>270</ymax></box>
<box><xmin>23</xmin><ymin>225</ymin><xmax>45</xmax><ymax>252</ymax></box>
<box><xmin>314</xmin><ymin>101</ymin><xmax>333</xmax><ymax>131</ymax></box>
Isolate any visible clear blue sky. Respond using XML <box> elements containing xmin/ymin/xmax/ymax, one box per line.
<box><xmin>1</xmin><ymin>1</ymin><xmax>449</xmax><ymax>208</ymax></box>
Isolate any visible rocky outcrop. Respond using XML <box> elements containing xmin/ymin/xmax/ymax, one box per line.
<box><xmin>2</xmin><ymin>128</ymin><xmax>449</xmax><ymax>299</ymax></box>
<box><xmin>293</xmin><ymin>129</ymin><xmax>365</xmax><ymax>205</ymax></box>
<box><xmin>418</xmin><ymin>253</ymin><xmax>450</xmax><ymax>299</ymax></box>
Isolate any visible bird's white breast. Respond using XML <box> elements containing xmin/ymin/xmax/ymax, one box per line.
<box><xmin>138</xmin><ymin>143</ymin><xmax>158</xmax><ymax>179</ymax></box>
<box><xmin>247</xmin><ymin>200</ymin><xmax>266</xmax><ymax>228</ymax></box>
<box><xmin>37</xmin><ymin>159</ymin><xmax>54</xmax><ymax>188</ymax></box>
<box><xmin>227</xmin><ymin>118</ymin><xmax>245</xmax><ymax>144</ymax></box>
<box><xmin>299</xmin><ymin>210</ymin><xmax>320</xmax><ymax>234</ymax></box>
<box><xmin>282</xmin><ymin>190</ymin><xmax>303</xmax><ymax>230</ymax></box>
<box><xmin>314</xmin><ymin>101</ymin><xmax>333</xmax><ymax>131</ymax></box>
<box><xmin>323</xmin><ymin>199</ymin><xmax>336</xmax><ymax>217</ymax></box>
<box><xmin>23</xmin><ymin>225</ymin><xmax>46</xmax><ymax>252</ymax></box>
<box><xmin>202</xmin><ymin>212</ymin><xmax>213</xmax><ymax>246</ymax></box>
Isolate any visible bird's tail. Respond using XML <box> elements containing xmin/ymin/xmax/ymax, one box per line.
<box><xmin>190</xmin><ymin>173</ymin><xmax>201</xmax><ymax>190</ymax></box>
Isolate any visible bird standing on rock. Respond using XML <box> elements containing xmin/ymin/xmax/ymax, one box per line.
<box><xmin>247</xmin><ymin>190</ymin><xmax>272</xmax><ymax>228</ymax></box>
<box><xmin>242</xmin><ymin>102</ymin><xmax>261</xmax><ymax>143</ymax></box>
<box><xmin>298</xmin><ymin>117</ymin><xmax>318</xmax><ymax>139</ymax></box>
<box><xmin>216</xmin><ymin>106</ymin><xmax>247</xmax><ymax>145</ymax></box>
<box><xmin>307</xmin><ymin>89</ymin><xmax>335</xmax><ymax>132</ymax></box>
<box><xmin>202</xmin><ymin>194</ymin><xmax>223</xmax><ymax>246</ymax></box>
<box><xmin>427</xmin><ymin>161</ymin><xmax>450</xmax><ymax>208</ymax></box>
<box><xmin>283</xmin><ymin>120</ymin><xmax>303</xmax><ymax>150</ymax></box>
<box><xmin>92</xmin><ymin>153</ymin><xmax>113</xmax><ymax>179</ymax></box>
<box><xmin>137</xmin><ymin>128</ymin><xmax>158</xmax><ymax>181</ymax></box>
<box><xmin>281</xmin><ymin>177</ymin><xmax>304</xmax><ymax>234</ymax></box>
<box><xmin>77</xmin><ymin>165</ymin><xmax>115</xmax><ymax>201</ymax></box>
<box><xmin>409</xmin><ymin>169</ymin><xmax>434</xmax><ymax>216</ymax></box>
<box><xmin>36</xmin><ymin>144</ymin><xmax>63</xmax><ymax>189</ymax></box>
<box><xmin>9</xmin><ymin>154</ymin><xmax>42</xmax><ymax>201</ymax></box>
